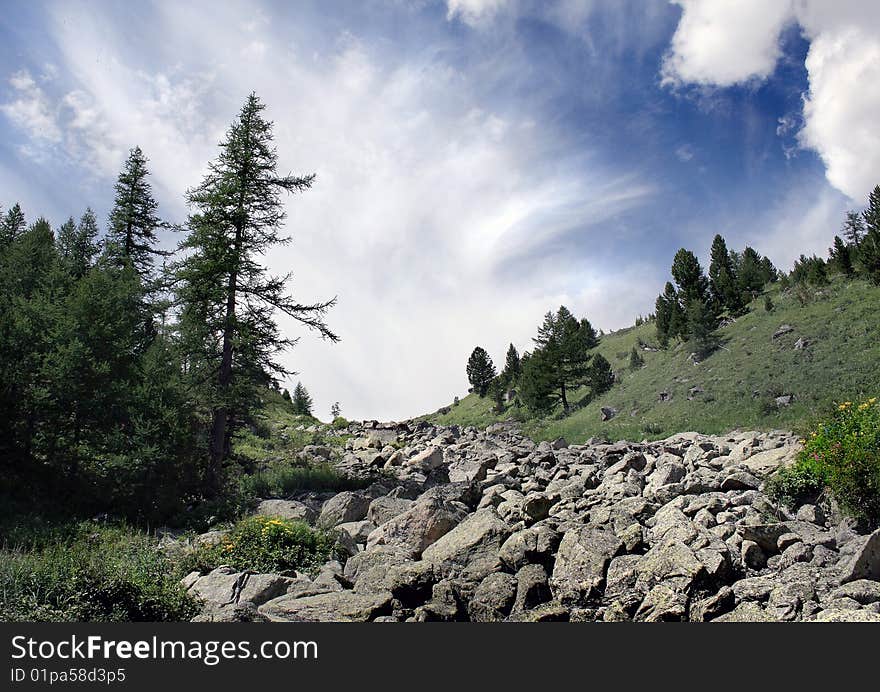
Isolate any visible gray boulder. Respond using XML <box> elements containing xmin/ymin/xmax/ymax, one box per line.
<box><xmin>550</xmin><ymin>525</ymin><xmax>623</xmax><ymax>604</ymax></box>
<box><xmin>840</xmin><ymin>528</ymin><xmax>880</xmax><ymax>583</ymax></box>
<box><xmin>259</xmin><ymin>590</ymin><xmax>393</xmax><ymax>622</ymax></box>
<box><xmin>366</xmin><ymin>496</ymin><xmax>469</xmax><ymax>558</ymax></box>
<box><xmin>468</xmin><ymin>572</ymin><xmax>518</xmax><ymax>621</ymax></box>
<box><xmin>255</xmin><ymin>499</ymin><xmax>317</xmax><ymax>524</ymax></box>
<box><xmin>422</xmin><ymin>508</ymin><xmax>512</xmax><ymax>582</ymax></box>
<box><xmin>317</xmin><ymin>492</ymin><xmax>371</xmax><ymax>528</ymax></box>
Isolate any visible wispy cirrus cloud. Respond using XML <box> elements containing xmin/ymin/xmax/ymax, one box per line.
<box><xmin>0</xmin><ymin>0</ymin><xmax>656</xmax><ymax>420</ymax></box>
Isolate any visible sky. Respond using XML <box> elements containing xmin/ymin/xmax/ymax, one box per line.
<box><xmin>1</xmin><ymin>0</ymin><xmax>879</xmax><ymax>421</ymax></box>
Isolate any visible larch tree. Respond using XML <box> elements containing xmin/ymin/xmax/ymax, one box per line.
<box><xmin>708</xmin><ymin>234</ymin><xmax>742</xmax><ymax>315</ymax></box>
<box><xmin>466</xmin><ymin>346</ymin><xmax>497</xmax><ymax>396</ymax></box>
<box><xmin>532</xmin><ymin>306</ymin><xmax>599</xmax><ymax>412</ymax></box>
<box><xmin>56</xmin><ymin>209</ymin><xmax>101</xmax><ymax>279</ymax></box>
<box><xmin>291</xmin><ymin>382</ymin><xmax>314</xmax><ymax>416</ymax></box>
<box><xmin>503</xmin><ymin>343</ymin><xmax>521</xmax><ymax>382</ymax></box>
<box><xmin>1</xmin><ymin>203</ymin><xmax>26</xmax><ymax>247</ymax></box>
<box><xmin>107</xmin><ymin>146</ymin><xmax>162</xmax><ymax>279</ymax></box>
<box><xmin>859</xmin><ymin>185</ymin><xmax>880</xmax><ymax>284</ymax></box>
<box><xmin>176</xmin><ymin>93</ymin><xmax>337</xmax><ymax>491</ymax></box>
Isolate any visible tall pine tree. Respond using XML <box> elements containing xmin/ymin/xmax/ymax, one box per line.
<box><xmin>1</xmin><ymin>202</ymin><xmax>26</xmax><ymax>247</ymax></box>
<box><xmin>532</xmin><ymin>306</ymin><xmax>598</xmax><ymax>411</ymax></box>
<box><xmin>291</xmin><ymin>382</ymin><xmax>313</xmax><ymax>416</ymax></box>
<box><xmin>466</xmin><ymin>346</ymin><xmax>496</xmax><ymax>396</ymax></box>
<box><xmin>107</xmin><ymin>146</ymin><xmax>162</xmax><ymax>278</ymax></box>
<box><xmin>176</xmin><ymin>93</ymin><xmax>337</xmax><ymax>491</ymax></box>
<box><xmin>708</xmin><ymin>234</ymin><xmax>742</xmax><ymax>314</ymax></box>
<box><xmin>859</xmin><ymin>185</ymin><xmax>880</xmax><ymax>284</ymax></box>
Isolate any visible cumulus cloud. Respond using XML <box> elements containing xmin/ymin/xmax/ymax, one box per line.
<box><xmin>0</xmin><ymin>1</ymin><xmax>653</xmax><ymax>421</ymax></box>
<box><xmin>661</xmin><ymin>0</ymin><xmax>793</xmax><ymax>87</ymax></box>
<box><xmin>1</xmin><ymin>70</ymin><xmax>63</xmax><ymax>144</ymax></box>
<box><xmin>662</xmin><ymin>0</ymin><xmax>880</xmax><ymax>202</ymax></box>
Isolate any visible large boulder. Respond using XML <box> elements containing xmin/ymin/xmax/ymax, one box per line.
<box><xmin>255</xmin><ymin>499</ymin><xmax>317</xmax><ymax>524</ymax></box>
<box><xmin>259</xmin><ymin>590</ymin><xmax>393</xmax><ymax>622</ymax></box>
<box><xmin>468</xmin><ymin>573</ymin><xmax>518</xmax><ymax>622</ymax></box>
<box><xmin>550</xmin><ymin>526</ymin><xmax>623</xmax><ymax>604</ymax></box>
<box><xmin>634</xmin><ymin>539</ymin><xmax>705</xmax><ymax>593</ymax></box>
<box><xmin>499</xmin><ymin>525</ymin><xmax>561</xmax><ymax>571</ymax></box>
<box><xmin>366</xmin><ymin>496</ymin><xmax>469</xmax><ymax>558</ymax></box>
<box><xmin>839</xmin><ymin>528</ymin><xmax>880</xmax><ymax>583</ymax></box>
<box><xmin>185</xmin><ymin>568</ymin><xmax>293</xmax><ymax>609</ymax></box>
<box><xmin>406</xmin><ymin>447</ymin><xmax>445</xmax><ymax>472</ymax></box>
<box><xmin>448</xmin><ymin>455</ymin><xmax>496</xmax><ymax>484</ymax></box>
<box><xmin>317</xmin><ymin>492</ymin><xmax>371</xmax><ymax>528</ymax></box>
<box><xmin>367</xmin><ymin>496</ymin><xmax>414</xmax><ymax>526</ymax></box>
<box><xmin>422</xmin><ymin>508</ymin><xmax>513</xmax><ymax>582</ymax></box>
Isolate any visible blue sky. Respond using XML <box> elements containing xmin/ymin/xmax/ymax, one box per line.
<box><xmin>1</xmin><ymin>0</ymin><xmax>878</xmax><ymax>420</ymax></box>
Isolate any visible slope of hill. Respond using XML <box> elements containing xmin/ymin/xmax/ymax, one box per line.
<box><xmin>423</xmin><ymin>277</ymin><xmax>880</xmax><ymax>442</ymax></box>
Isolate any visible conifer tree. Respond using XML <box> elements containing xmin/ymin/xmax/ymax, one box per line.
<box><xmin>655</xmin><ymin>281</ymin><xmax>684</xmax><ymax>346</ymax></box>
<box><xmin>466</xmin><ymin>346</ymin><xmax>496</xmax><ymax>396</ymax></box>
<box><xmin>588</xmin><ymin>353</ymin><xmax>614</xmax><ymax>395</ymax></box>
<box><xmin>330</xmin><ymin>402</ymin><xmax>341</xmax><ymax>419</ymax></box>
<box><xmin>843</xmin><ymin>210</ymin><xmax>866</xmax><ymax>247</ymax></box>
<box><xmin>518</xmin><ymin>347</ymin><xmax>557</xmax><ymax>414</ymax></box>
<box><xmin>671</xmin><ymin>249</ymin><xmax>710</xmax><ymax>307</ymax></box>
<box><xmin>859</xmin><ymin>186</ymin><xmax>880</xmax><ymax>285</ymax></box>
<box><xmin>107</xmin><ymin>146</ymin><xmax>162</xmax><ymax>278</ymax></box>
<box><xmin>503</xmin><ymin>343</ymin><xmax>521</xmax><ymax>381</ymax></box>
<box><xmin>531</xmin><ymin>306</ymin><xmax>599</xmax><ymax>411</ymax></box>
<box><xmin>829</xmin><ymin>235</ymin><xmax>854</xmax><ymax>276</ymax></box>
<box><xmin>629</xmin><ymin>345</ymin><xmax>644</xmax><ymax>370</ymax></box>
<box><xmin>708</xmin><ymin>234</ymin><xmax>742</xmax><ymax>314</ymax></box>
<box><xmin>57</xmin><ymin>209</ymin><xmax>101</xmax><ymax>279</ymax></box>
<box><xmin>176</xmin><ymin>93</ymin><xmax>337</xmax><ymax>490</ymax></box>
<box><xmin>737</xmin><ymin>246</ymin><xmax>767</xmax><ymax>298</ymax></box>
<box><xmin>0</xmin><ymin>202</ymin><xmax>26</xmax><ymax>246</ymax></box>
<box><xmin>291</xmin><ymin>382</ymin><xmax>313</xmax><ymax>416</ymax></box>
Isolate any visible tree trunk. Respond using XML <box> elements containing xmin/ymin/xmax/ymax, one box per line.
<box><xmin>560</xmin><ymin>381</ymin><xmax>569</xmax><ymax>412</ymax></box>
<box><xmin>208</xmin><ymin>237</ymin><xmax>240</xmax><ymax>493</ymax></box>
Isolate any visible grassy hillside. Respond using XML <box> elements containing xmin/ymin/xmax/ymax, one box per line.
<box><xmin>424</xmin><ymin>277</ymin><xmax>880</xmax><ymax>443</ymax></box>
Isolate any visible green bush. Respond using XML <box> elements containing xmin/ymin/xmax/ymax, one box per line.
<box><xmin>331</xmin><ymin>416</ymin><xmax>350</xmax><ymax>430</ymax></box>
<box><xmin>238</xmin><ymin>462</ymin><xmax>367</xmax><ymax>499</ymax></box>
<box><xmin>0</xmin><ymin>522</ymin><xmax>199</xmax><ymax>622</ymax></box>
<box><xmin>180</xmin><ymin>516</ymin><xmax>336</xmax><ymax>575</ymax></box>
<box><xmin>765</xmin><ymin>456</ymin><xmax>828</xmax><ymax>509</ymax></box>
<box><xmin>768</xmin><ymin>397</ymin><xmax>880</xmax><ymax>524</ymax></box>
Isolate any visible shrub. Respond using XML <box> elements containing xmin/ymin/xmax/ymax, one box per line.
<box><xmin>238</xmin><ymin>462</ymin><xmax>367</xmax><ymax>499</ymax></box>
<box><xmin>180</xmin><ymin>516</ymin><xmax>336</xmax><ymax>575</ymax></box>
<box><xmin>765</xmin><ymin>456</ymin><xmax>828</xmax><ymax>509</ymax></box>
<box><xmin>0</xmin><ymin>523</ymin><xmax>199</xmax><ymax>622</ymax></box>
<box><xmin>768</xmin><ymin>397</ymin><xmax>880</xmax><ymax>524</ymax></box>
<box><xmin>331</xmin><ymin>416</ymin><xmax>350</xmax><ymax>430</ymax></box>
<box><xmin>763</xmin><ymin>295</ymin><xmax>774</xmax><ymax>312</ymax></box>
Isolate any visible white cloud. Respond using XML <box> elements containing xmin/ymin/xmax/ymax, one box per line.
<box><xmin>662</xmin><ymin>0</ymin><xmax>793</xmax><ymax>87</ymax></box>
<box><xmin>1</xmin><ymin>70</ymin><xmax>63</xmax><ymax>144</ymax></box>
<box><xmin>1</xmin><ymin>1</ymin><xmax>653</xmax><ymax>421</ymax></box>
<box><xmin>662</xmin><ymin>0</ymin><xmax>880</xmax><ymax>203</ymax></box>
<box><xmin>798</xmin><ymin>23</ymin><xmax>880</xmax><ymax>203</ymax></box>
<box><xmin>446</xmin><ymin>0</ymin><xmax>511</xmax><ymax>26</ymax></box>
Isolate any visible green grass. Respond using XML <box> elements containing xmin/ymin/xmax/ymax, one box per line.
<box><xmin>0</xmin><ymin>520</ymin><xmax>199</xmax><ymax>622</ymax></box>
<box><xmin>232</xmin><ymin>389</ymin><xmax>364</xmax><ymax>500</ymax></box>
<box><xmin>426</xmin><ymin>277</ymin><xmax>880</xmax><ymax>443</ymax></box>
<box><xmin>238</xmin><ymin>461</ymin><xmax>369</xmax><ymax>499</ymax></box>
